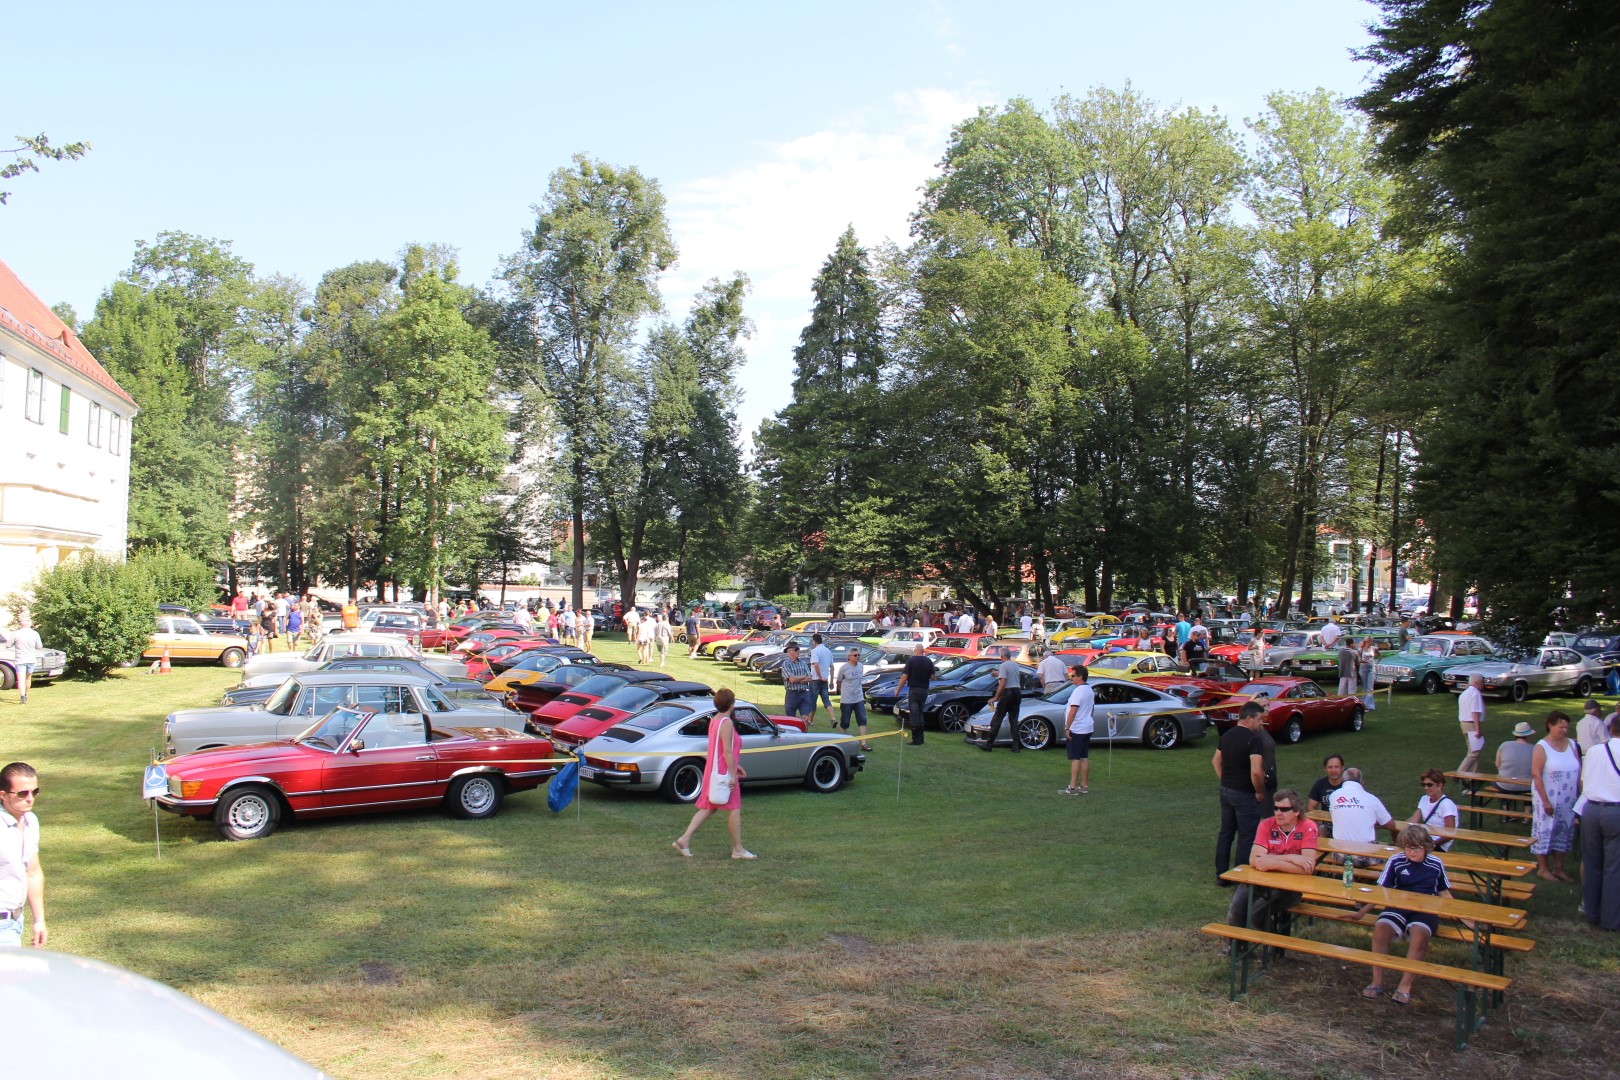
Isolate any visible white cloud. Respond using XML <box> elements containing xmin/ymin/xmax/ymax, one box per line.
<box><xmin>660</xmin><ymin>87</ymin><xmax>994</xmax><ymax>440</ymax></box>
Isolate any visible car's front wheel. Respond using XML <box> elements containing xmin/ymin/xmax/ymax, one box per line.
<box><xmin>1511</xmin><ymin>681</ymin><xmax>1529</xmax><ymax>703</ymax></box>
<box><xmin>1576</xmin><ymin>676</ymin><xmax>1594</xmax><ymax>698</ymax></box>
<box><xmin>446</xmin><ymin>773</ymin><xmax>504</xmax><ymax>819</ymax></box>
<box><xmin>220</xmin><ymin>647</ymin><xmax>246</xmax><ymax>668</ymax></box>
<box><xmin>1421</xmin><ymin>672</ymin><xmax>1442</xmax><ymax>695</ymax></box>
<box><xmin>804</xmin><ymin>749</ymin><xmax>847</xmax><ymax>793</ymax></box>
<box><xmin>1348</xmin><ymin>705</ymin><xmax>1365</xmax><ymax>732</ymax></box>
<box><xmin>661</xmin><ymin>758</ymin><xmax>706</xmax><ymax>804</ymax></box>
<box><xmin>1142</xmin><ymin>715</ymin><xmax>1182</xmax><ymax>750</ymax></box>
<box><xmin>1016</xmin><ymin>718</ymin><xmax>1055</xmax><ymax>751</ymax></box>
<box><xmin>214</xmin><ymin>785</ymin><xmax>281</xmax><ymax>841</ymax></box>
<box><xmin>0</xmin><ymin>665</ymin><xmax>13</xmax><ymax>691</ymax></box>
<box><xmin>937</xmin><ymin>703</ymin><xmax>970</xmax><ymax>733</ymax></box>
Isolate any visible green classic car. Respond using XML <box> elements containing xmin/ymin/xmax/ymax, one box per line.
<box><xmin>1373</xmin><ymin>634</ymin><xmax>1497</xmax><ymax>694</ymax></box>
<box><xmin>1280</xmin><ymin>627</ymin><xmax>1403</xmax><ymax>680</ymax></box>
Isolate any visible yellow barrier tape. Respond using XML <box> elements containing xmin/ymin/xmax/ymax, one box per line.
<box><xmin>573</xmin><ymin>727</ymin><xmax>904</xmax><ymax>761</ymax></box>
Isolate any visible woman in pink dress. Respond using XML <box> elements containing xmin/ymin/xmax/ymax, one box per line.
<box><xmin>672</xmin><ymin>688</ymin><xmax>756</xmax><ymax>859</ymax></box>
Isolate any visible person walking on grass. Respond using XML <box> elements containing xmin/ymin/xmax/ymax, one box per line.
<box><xmin>1457</xmin><ymin>673</ymin><xmax>1487</xmax><ymax>774</ymax></box>
<box><xmin>7</xmin><ymin>614</ymin><xmax>43</xmax><ymax>706</ymax></box>
<box><xmin>0</xmin><ymin>762</ymin><xmax>45</xmax><ymax>947</ymax></box>
<box><xmin>780</xmin><ymin>643</ymin><xmax>814</xmax><ymax>724</ymax></box>
<box><xmin>654</xmin><ymin>613</ymin><xmax>672</xmax><ymax>667</ymax></box>
<box><xmin>1061</xmin><ymin>665</ymin><xmax>1095</xmax><ymax>795</ymax></box>
<box><xmin>809</xmin><ymin>634</ymin><xmax>835</xmax><ymax>729</ymax></box>
<box><xmin>1529</xmin><ymin>711</ymin><xmax>1580</xmax><ymax>883</ymax></box>
<box><xmin>686</xmin><ymin>608</ymin><xmax>701</xmax><ymax>659</ymax></box>
<box><xmin>895</xmin><ymin>645</ymin><xmax>935</xmax><ymax>746</ymax></box>
<box><xmin>977</xmin><ymin>650</ymin><xmax>1025</xmax><ymax>753</ymax></box>
<box><xmin>672</xmin><ymin>688</ymin><xmax>755</xmax><ymax>860</ymax></box>
<box><xmin>836</xmin><ymin>647</ymin><xmax>873</xmax><ymax>751</ymax></box>
<box><xmin>1356</xmin><ymin>824</ymin><xmax>1465</xmax><ymax>1006</ymax></box>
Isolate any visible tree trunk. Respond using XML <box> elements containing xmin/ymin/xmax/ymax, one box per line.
<box><xmin>1387</xmin><ymin>429</ymin><xmax>1404</xmax><ymax>612</ymax></box>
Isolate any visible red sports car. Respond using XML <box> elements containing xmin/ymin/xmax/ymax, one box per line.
<box><xmin>529</xmin><ymin>670</ymin><xmax>677</xmax><ymax>734</ymax></box>
<box><xmin>546</xmin><ymin>680</ymin><xmax>717</xmax><ymax>750</ymax></box>
<box><xmin>1206</xmin><ymin>676</ymin><xmax>1365</xmax><ymax>744</ymax></box>
<box><xmin>1209</xmin><ymin>628</ymin><xmax>1282</xmax><ymax>664</ymax></box>
<box><xmin>153</xmin><ymin>706</ymin><xmax>557</xmax><ymax>840</ymax></box>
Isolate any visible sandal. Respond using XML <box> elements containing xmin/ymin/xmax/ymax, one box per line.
<box><xmin>670</xmin><ymin>840</ymin><xmax>693</xmax><ymax>858</ymax></box>
<box><xmin>859</xmin><ymin>743</ymin><xmax>874</xmax><ymax>751</ymax></box>
<box><xmin>1060</xmin><ymin>786</ymin><xmax>1079</xmax><ymax>795</ymax></box>
<box><xmin>731</xmin><ymin>850</ymin><xmax>758</xmax><ymax>860</ymax></box>
<box><xmin>1360</xmin><ymin>985</ymin><xmax>1383</xmax><ymax>1000</ymax></box>
<box><xmin>1389</xmin><ymin>990</ymin><xmax>1411</xmax><ymax>1006</ymax></box>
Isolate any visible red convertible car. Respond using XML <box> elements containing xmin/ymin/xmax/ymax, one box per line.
<box><xmin>153</xmin><ymin>706</ymin><xmax>557</xmax><ymax>840</ymax></box>
<box><xmin>1206</xmin><ymin>676</ymin><xmax>1365</xmax><ymax>744</ymax></box>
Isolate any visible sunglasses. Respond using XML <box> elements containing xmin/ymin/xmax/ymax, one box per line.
<box><xmin>4</xmin><ymin>788</ymin><xmax>39</xmax><ymax>798</ymax></box>
<box><xmin>1273</xmin><ymin>804</ymin><xmax>1297</xmax><ymax>813</ymax></box>
<box><xmin>1421</xmin><ymin>781</ymin><xmax>1440</xmax><ymax>788</ymax></box>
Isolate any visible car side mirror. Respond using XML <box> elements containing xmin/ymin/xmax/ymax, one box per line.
<box><xmin>348</xmin><ymin>739</ymin><xmax>365</xmax><ymax>753</ymax></box>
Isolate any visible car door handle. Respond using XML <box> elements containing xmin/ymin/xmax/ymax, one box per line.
<box><xmin>415</xmin><ymin>755</ymin><xmax>434</xmax><ymax>761</ymax></box>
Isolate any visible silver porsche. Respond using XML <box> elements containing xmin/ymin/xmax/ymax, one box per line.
<box><xmin>577</xmin><ymin>700</ymin><xmax>866</xmax><ymax>803</ymax></box>
<box><xmin>963</xmin><ymin>676</ymin><xmax>1210</xmax><ymax>751</ymax></box>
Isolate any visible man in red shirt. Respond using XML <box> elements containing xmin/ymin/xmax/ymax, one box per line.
<box><xmin>1224</xmin><ymin>787</ymin><xmax>1319</xmax><ymax>936</ymax></box>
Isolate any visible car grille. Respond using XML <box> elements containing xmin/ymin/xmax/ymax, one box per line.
<box><xmin>1375</xmin><ymin>665</ymin><xmax>1403</xmax><ymax>677</ymax></box>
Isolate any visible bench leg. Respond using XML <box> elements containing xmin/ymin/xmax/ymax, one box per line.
<box><xmin>1453</xmin><ymin>985</ymin><xmax>1487</xmax><ymax>1051</ymax></box>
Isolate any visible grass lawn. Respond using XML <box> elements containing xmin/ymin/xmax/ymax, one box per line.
<box><xmin>6</xmin><ymin>640</ymin><xmax>1618</xmax><ymax>1078</ymax></box>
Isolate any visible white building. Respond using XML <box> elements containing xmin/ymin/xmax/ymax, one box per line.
<box><xmin>0</xmin><ymin>258</ymin><xmax>137</xmax><ymax>604</ymax></box>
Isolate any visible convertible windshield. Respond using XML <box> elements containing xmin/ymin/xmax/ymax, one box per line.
<box><xmin>296</xmin><ymin>706</ymin><xmax>369</xmax><ymax>749</ymax></box>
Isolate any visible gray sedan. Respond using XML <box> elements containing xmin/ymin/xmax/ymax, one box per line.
<box><xmin>221</xmin><ymin>656</ymin><xmax>503</xmax><ymax>709</ymax></box>
<box><xmin>577</xmin><ymin>700</ymin><xmax>866</xmax><ymax>803</ymax></box>
<box><xmin>1441</xmin><ymin>646</ymin><xmax>1610</xmax><ymax>702</ymax></box>
<box><xmin>165</xmin><ymin>671</ymin><xmax>521</xmax><ymax>756</ymax></box>
<box><xmin>964</xmin><ymin>677</ymin><xmax>1210</xmax><ymax>751</ymax></box>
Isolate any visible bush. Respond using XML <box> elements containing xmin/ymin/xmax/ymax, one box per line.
<box><xmin>127</xmin><ymin>546</ymin><xmax>220</xmax><ymax>611</ymax></box>
<box><xmin>770</xmin><ymin>594</ymin><xmax>810</xmax><ymax>612</ymax></box>
<box><xmin>27</xmin><ymin>552</ymin><xmax>156</xmax><ymax>677</ymax></box>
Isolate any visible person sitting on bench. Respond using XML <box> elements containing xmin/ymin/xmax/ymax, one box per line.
<box><xmin>1225</xmin><ymin>788</ymin><xmax>1318</xmax><ymax>937</ymax></box>
<box><xmin>1355</xmin><ymin>824</ymin><xmax>1469</xmax><ymax>1005</ymax></box>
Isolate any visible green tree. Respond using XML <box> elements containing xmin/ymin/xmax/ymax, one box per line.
<box><xmin>127</xmin><ymin>547</ymin><xmax>220</xmax><ymax>610</ymax></box>
<box><xmin>503</xmin><ymin>156</ymin><xmax>677</xmax><ymax>612</ymax></box>
<box><xmin>24</xmin><ymin>553</ymin><xmax>154</xmax><ymax>677</ymax></box>
<box><xmin>1</xmin><ymin>133</ymin><xmax>90</xmax><ymax>205</ymax></box>
<box><xmin>1356</xmin><ymin>0</ymin><xmax>1620</xmax><ymax>634</ymax></box>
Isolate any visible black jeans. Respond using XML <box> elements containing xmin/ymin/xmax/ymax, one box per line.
<box><xmin>985</xmin><ymin>690</ymin><xmax>1023</xmax><ymax>750</ymax></box>
<box><xmin>906</xmin><ymin>691</ymin><xmax>928</xmax><ymax>743</ymax></box>
<box><xmin>1216</xmin><ymin>786</ymin><xmax>1264</xmax><ymax>877</ymax></box>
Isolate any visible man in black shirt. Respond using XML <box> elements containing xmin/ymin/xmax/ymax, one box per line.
<box><xmin>1212</xmin><ymin>702</ymin><xmax>1268</xmax><ymax>885</ymax></box>
<box><xmin>1308</xmin><ymin>753</ymin><xmax>1346</xmax><ymax>813</ymax></box>
<box><xmin>894</xmin><ymin>645</ymin><xmax>937</xmax><ymax>746</ymax></box>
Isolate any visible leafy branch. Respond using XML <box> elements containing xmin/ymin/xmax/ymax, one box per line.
<box><xmin>1</xmin><ymin>133</ymin><xmax>91</xmax><ymax>205</ymax></box>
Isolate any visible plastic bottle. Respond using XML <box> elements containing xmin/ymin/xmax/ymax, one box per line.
<box><xmin>1342</xmin><ymin>858</ymin><xmax>1355</xmax><ymax>888</ymax></box>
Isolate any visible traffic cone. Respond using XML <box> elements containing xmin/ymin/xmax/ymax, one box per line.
<box><xmin>158</xmin><ymin>646</ymin><xmax>171</xmax><ymax>675</ymax></box>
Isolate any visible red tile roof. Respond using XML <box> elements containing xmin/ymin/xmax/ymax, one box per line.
<box><xmin>0</xmin><ymin>258</ymin><xmax>137</xmax><ymax>410</ymax></box>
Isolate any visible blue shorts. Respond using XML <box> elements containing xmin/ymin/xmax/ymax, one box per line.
<box><xmin>0</xmin><ymin>913</ymin><xmax>21</xmax><ymax>947</ymax></box>
<box><xmin>1376</xmin><ymin>909</ymin><xmax>1438</xmax><ymax>939</ymax></box>
<box><xmin>784</xmin><ymin>688</ymin><xmax>814</xmax><ymax>716</ymax></box>
<box><xmin>1066</xmin><ymin>732</ymin><xmax>1092</xmax><ymax>760</ymax></box>
<box><xmin>811</xmin><ymin>679</ymin><xmax>832</xmax><ymax>710</ymax></box>
<box><xmin>839</xmin><ymin>701</ymin><xmax>867</xmax><ymax>729</ymax></box>
<box><xmin>14</xmin><ymin>664</ymin><xmax>33</xmax><ymax>676</ymax></box>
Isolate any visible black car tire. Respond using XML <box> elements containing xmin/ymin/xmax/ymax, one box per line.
<box><xmin>214</xmin><ymin>785</ymin><xmax>281</xmax><ymax>841</ymax></box>
<box><xmin>1511</xmin><ymin>681</ymin><xmax>1529</xmax><ymax>703</ymax></box>
<box><xmin>1016</xmin><ymin>718</ymin><xmax>1055</xmax><ymax>751</ymax></box>
<box><xmin>1348</xmin><ymin>705</ymin><xmax>1365</xmax><ymax>732</ymax></box>
<box><xmin>446</xmin><ymin>774</ymin><xmax>504</xmax><ymax>819</ymax></box>
<box><xmin>662</xmin><ymin>758</ymin><xmax>706</xmax><ymax>804</ymax></box>
<box><xmin>937</xmin><ymin>703</ymin><xmax>971</xmax><ymax>733</ymax></box>
<box><xmin>1576</xmin><ymin>676</ymin><xmax>1593</xmax><ymax>698</ymax></box>
<box><xmin>0</xmin><ymin>665</ymin><xmax>12</xmax><ymax>691</ymax></box>
<box><xmin>804</xmin><ymin>749</ymin><xmax>847</xmax><ymax>793</ymax></box>
<box><xmin>676</xmin><ymin>633</ymin><xmax>689</xmax><ymax>644</ymax></box>
<box><xmin>1284</xmin><ymin>715</ymin><xmax>1304</xmax><ymax>744</ymax></box>
<box><xmin>220</xmin><ymin>647</ymin><xmax>246</xmax><ymax>668</ymax></box>
<box><xmin>1278</xmin><ymin>661</ymin><xmax>1294</xmax><ymax>676</ymax></box>
<box><xmin>1421</xmin><ymin>672</ymin><xmax>1442</xmax><ymax>695</ymax></box>
<box><xmin>1142</xmin><ymin>715</ymin><xmax>1182</xmax><ymax>750</ymax></box>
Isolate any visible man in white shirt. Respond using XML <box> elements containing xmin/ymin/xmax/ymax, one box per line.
<box><xmin>835</xmin><ymin>647</ymin><xmax>872</xmax><ymax>750</ymax></box>
<box><xmin>1036</xmin><ymin>648</ymin><xmax>1069</xmax><ymax>695</ymax></box>
<box><xmin>1574</xmin><ymin>713</ymin><xmax>1620</xmax><ymax>929</ymax></box>
<box><xmin>623</xmin><ymin>605</ymin><xmax>641</xmax><ymax>644</ymax></box>
<box><xmin>0</xmin><ymin>763</ymin><xmax>45</xmax><ymax>947</ymax></box>
<box><xmin>1319</xmin><ymin>618</ymin><xmax>1343</xmax><ymax>649</ymax></box>
<box><xmin>956</xmin><ymin>610</ymin><xmax>975</xmax><ymax>634</ymax></box>
<box><xmin>1457</xmin><ymin>674</ymin><xmax>1486</xmax><ymax>773</ymax></box>
<box><xmin>809</xmin><ymin>635</ymin><xmax>835</xmax><ymax>728</ymax></box>
<box><xmin>1061</xmin><ymin>666</ymin><xmax>1096</xmax><ymax>795</ymax></box>
<box><xmin>1327</xmin><ymin>767</ymin><xmax>1398</xmax><ymax>847</ymax></box>
<box><xmin>1020</xmin><ymin>611</ymin><xmax>1034</xmax><ymax>635</ymax></box>
<box><xmin>513</xmin><ymin>604</ymin><xmax>533</xmax><ymax>632</ymax></box>
<box><xmin>1576</xmin><ymin>698</ymin><xmax>1608</xmax><ymax>756</ymax></box>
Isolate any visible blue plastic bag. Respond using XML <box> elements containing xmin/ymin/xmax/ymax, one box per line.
<box><xmin>547</xmin><ymin>759</ymin><xmax>580</xmax><ymax>813</ymax></box>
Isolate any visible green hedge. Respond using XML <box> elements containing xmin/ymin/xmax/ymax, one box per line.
<box><xmin>128</xmin><ymin>547</ymin><xmax>220</xmax><ymax>610</ymax></box>
<box><xmin>770</xmin><ymin>594</ymin><xmax>810</xmax><ymax>611</ymax></box>
<box><xmin>25</xmin><ymin>552</ymin><xmax>157</xmax><ymax>677</ymax></box>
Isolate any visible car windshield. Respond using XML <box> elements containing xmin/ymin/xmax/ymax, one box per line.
<box><xmin>622</xmin><ymin>704</ymin><xmax>695</xmax><ymax>731</ymax></box>
<box><xmin>961</xmin><ymin>672</ymin><xmax>999</xmax><ymax>691</ymax></box>
<box><xmin>1575</xmin><ymin>634</ymin><xmax>1614</xmax><ymax>648</ymax></box>
<box><xmin>1277</xmin><ymin>632</ymin><xmax>1310</xmax><ymax>648</ymax></box>
<box><xmin>1239</xmin><ymin>683</ymin><xmax>1279</xmax><ymax>700</ymax></box>
<box><xmin>512</xmin><ymin>653</ymin><xmax>565</xmax><ymax>673</ymax></box>
<box><xmin>296</xmin><ymin>706</ymin><xmax>370</xmax><ymax>750</ymax></box>
<box><xmin>263</xmin><ymin>679</ymin><xmax>300</xmax><ymax>715</ymax></box>
<box><xmin>1088</xmin><ymin>655</ymin><xmax>1135</xmax><ymax>671</ymax></box>
<box><xmin>595</xmin><ymin>685</ymin><xmax>660</xmax><ymax>712</ymax></box>
<box><xmin>935</xmin><ymin>637</ymin><xmax>972</xmax><ymax>649</ymax></box>
<box><xmin>1404</xmin><ymin>638</ymin><xmax>1449</xmax><ymax>656</ymax></box>
<box><xmin>569</xmin><ymin>675</ymin><xmax>626</xmax><ymax>697</ymax></box>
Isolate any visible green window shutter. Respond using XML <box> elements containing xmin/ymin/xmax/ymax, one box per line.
<box><xmin>59</xmin><ymin>386</ymin><xmax>71</xmax><ymax>433</ymax></box>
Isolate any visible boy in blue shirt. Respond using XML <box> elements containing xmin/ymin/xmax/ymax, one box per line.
<box><xmin>1354</xmin><ymin>824</ymin><xmax>1466</xmax><ymax>1005</ymax></box>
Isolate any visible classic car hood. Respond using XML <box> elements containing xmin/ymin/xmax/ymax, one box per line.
<box><xmin>1446</xmin><ymin>660</ymin><xmax>1524</xmax><ymax>676</ymax></box>
<box><xmin>170</xmin><ymin>704</ymin><xmax>266</xmax><ymax>725</ymax></box>
<box><xmin>241</xmin><ymin>654</ymin><xmax>313</xmax><ymax>678</ymax></box>
<box><xmin>165</xmin><ymin>741</ymin><xmax>312</xmax><ymax>772</ymax></box>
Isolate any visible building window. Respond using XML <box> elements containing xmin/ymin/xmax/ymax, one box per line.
<box><xmin>110</xmin><ymin>413</ymin><xmax>123</xmax><ymax>456</ymax></box>
<box><xmin>59</xmin><ymin>385</ymin><xmax>71</xmax><ymax>434</ymax></box>
<box><xmin>87</xmin><ymin>402</ymin><xmax>103</xmax><ymax>447</ymax></box>
<box><xmin>25</xmin><ymin>369</ymin><xmax>45</xmax><ymax>424</ymax></box>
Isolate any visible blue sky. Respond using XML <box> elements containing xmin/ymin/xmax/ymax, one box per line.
<box><xmin>7</xmin><ymin>0</ymin><xmax>1376</xmax><ymax>436</ymax></box>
